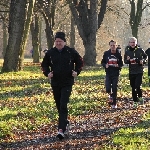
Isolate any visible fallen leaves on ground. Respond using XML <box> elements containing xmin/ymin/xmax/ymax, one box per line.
<box><xmin>1</xmin><ymin>99</ymin><xmax>150</xmax><ymax>150</ymax></box>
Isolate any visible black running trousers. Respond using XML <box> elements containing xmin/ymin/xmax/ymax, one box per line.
<box><xmin>129</xmin><ymin>73</ymin><xmax>143</xmax><ymax>102</ymax></box>
<box><xmin>52</xmin><ymin>85</ymin><xmax>72</xmax><ymax>132</ymax></box>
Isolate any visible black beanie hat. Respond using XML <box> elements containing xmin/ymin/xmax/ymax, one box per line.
<box><xmin>55</xmin><ymin>32</ymin><xmax>66</xmax><ymax>42</ymax></box>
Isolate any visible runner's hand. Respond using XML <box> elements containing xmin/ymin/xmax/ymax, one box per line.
<box><xmin>72</xmin><ymin>70</ymin><xmax>77</xmax><ymax>77</ymax></box>
<box><xmin>48</xmin><ymin>71</ymin><xmax>53</xmax><ymax>79</ymax></box>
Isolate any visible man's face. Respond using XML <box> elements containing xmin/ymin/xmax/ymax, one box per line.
<box><xmin>109</xmin><ymin>42</ymin><xmax>117</xmax><ymax>53</ymax></box>
<box><xmin>129</xmin><ymin>39</ymin><xmax>137</xmax><ymax>48</ymax></box>
<box><xmin>55</xmin><ymin>38</ymin><xmax>65</xmax><ymax>50</ymax></box>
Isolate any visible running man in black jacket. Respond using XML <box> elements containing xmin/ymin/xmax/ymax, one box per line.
<box><xmin>101</xmin><ymin>40</ymin><xmax>123</xmax><ymax>109</ymax></box>
<box><xmin>124</xmin><ymin>37</ymin><xmax>147</xmax><ymax>107</ymax></box>
<box><xmin>41</xmin><ymin>32</ymin><xmax>83</xmax><ymax>139</ymax></box>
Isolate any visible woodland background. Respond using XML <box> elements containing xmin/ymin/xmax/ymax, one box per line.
<box><xmin>0</xmin><ymin>0</ymin><xmax>150</xmax><ymax>69</ymax></box>
<box><xmin>0</xmin><ymin>1</ymin><xmax>150</xmax><ymax>149</ymax></box>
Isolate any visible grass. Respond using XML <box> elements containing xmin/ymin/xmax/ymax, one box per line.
<box><xmin>0</xmin><ymin>60</ymin><xmax>150</xmax><ymax>149</ymax></box>
<box><xmin>111</xmin><ymin>113</ymin><xmax>150</xmax><ymax>150</ymax></box>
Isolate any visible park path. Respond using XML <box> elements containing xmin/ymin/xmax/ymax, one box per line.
<box><xmin>0</xmin><ymin>98</ymin><xmax>150</xmax><ymax>150</ymax></box>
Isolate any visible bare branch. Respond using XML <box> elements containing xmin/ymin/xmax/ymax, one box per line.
<box><xmin>142</xmin><ymin>2</ymin><xmax>150</xmax><ymax>11</ymax></box>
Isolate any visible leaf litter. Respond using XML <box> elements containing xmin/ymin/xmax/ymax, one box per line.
<box><xmin>0</xmin><ymin>97</ymin><xmax>150</xmax><ymax>150</ymax></box>
<box><xmin>0</xmin><ymin>65</ymin><xmax>150</xmax><ymax>149</ymax></box>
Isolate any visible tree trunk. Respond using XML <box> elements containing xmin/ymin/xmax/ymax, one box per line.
<box><xmin>19</xmin><ymin>0</ymin><xmax>35</xmax><ymax>70</ymax></box>
<box><xmin>68</xmin><ymin>0</ymin><xmax>107</xmax><ymax>66</ymax></box>
<box><xmin>70</xmin><ymin>14</ymin><xmax>75</xmax><ymax>48</ymax></box>
<box><xmin>69</xmin><ymin>0</ymin><xmax>97</xmax><ymax>66</ymax></box>
<box><xmin>2</xmin><ymin>0</ymin><xmax>27</xmax><ymax>72</ymax></box>
<box><xmin>131</xmin><ymin>24</ymin><xmax>138</xmax><ymax>38</ymax></box>
<box><xmin>38</xmin><ymin>0</ymin><xmax>56</xmax><ymax>49</ymax></box>
<box><xmin>30</xmin><ymin>14</ymin><xmax>40</xmax><ymax>63</ymax></box>
<box><xmin>83</xmin><ymin>0</ymin><xmax>97</xmax><ymax>66</ymax></box>
<box><xmin>83</xmin><ymin>38</ymin><xmax>96</xmax><ymax>66</ymax></box>
<box><xmin>98</xmin><ymin>0</ymin><xmax>108</xmax><ymax>29</ymax></box>
<box><xmin>39</xmin><ymin>17</ymin><xmax>42</xmax><ymax>58</ymax></box>
<box><xmin>45</xmin><ymin>24</ymin><xmax>54</xmax><ymax>49</ymax></box>
<box><xmin>129</xmin><ymin>0</ymin><xmax>144</xmax><ymax>39</ymax></box>
<box><xmin>2</xmin><ymin>13</ymin><xmax>8</xmax><ymax>58</ymax></box>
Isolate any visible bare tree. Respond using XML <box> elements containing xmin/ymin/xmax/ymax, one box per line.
<box><xmin>37</xmin><ymin>0</ymin><xmax>57</xmax><ymax>49</ymax></box>
<box><xmin>129</xmin><ymin>0</ymin><xmax>142</xmax><ymax>38</ymax></box>
<box><xmin>68</xmin><ymin>0</ymin><xmax>108</xmax><ymax>66</ymax></box>
<box><xmin>30</xmin><ymin>13</ymin><xmax>40</xmax><ymax>63</ymax></box>
<box><xmin>19</xmin><ymin>0</ymin><xmax>35</xmax><ymax>70</ymax></box>
<box><xmin>18</xmin><ymin>0</ymin><xmax>35</xmax><ymax>70</ymax></box>
<box><xmin>129</xmin><ymin>0</ymin><xmax>150</xmax><ymax>39</ymax></box>
<box><xmin>1</xmin><ymin>13</ymin><xmax>8</xmax><ymax>58</ymax></box>
<box><xmin>70</xmin><ymin>14</ymin><xmax>75</xmax><ymax>48</ymax></box>
<box><xmin>107</xmin><ymin>0</ymin><xmax>150</xmax><ymax>39</ymax></box>
<box><xmin>0</xmin><ymin>0</ymin><xmax>10</xmax><ymax>58</ymax></box>
<box><xmin>2</xmin><ymin>0</ymin><xmax>28</xmax><ymax>72</ymax></box>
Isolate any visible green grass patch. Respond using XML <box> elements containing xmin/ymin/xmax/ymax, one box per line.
<box><xmin>0</xmin><ymin>62</ymin><xmax>150</xmax><ymax>149</ymax></box>
<box><xmin>110</xmin><ymin>111</ymin><xmax>150</xmax><ymax>150</ymax></box>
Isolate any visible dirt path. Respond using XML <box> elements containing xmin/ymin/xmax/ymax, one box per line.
<box><xmin>1</xmin><ymin>99</ymin><xmax>150</xmax><ymax>150</ymax></box>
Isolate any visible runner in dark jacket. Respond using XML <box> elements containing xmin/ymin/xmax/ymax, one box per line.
<box><xmin>124</xmin><ymin>37</ymin><xmax>147</xmax><ymax>107</ymax></box>
<box><xmin>41</xmin><ymin>46</ymin><xmax>83</xmax><ymax>86</ymax></box>
<box><xmin>41</xmin><ymin>32</ymin><xmax>83</xmax><ymax>140</ymax></box>
<box><xmin>101</xmin><ymin>40</ymin><xmax>123</xmax><ymax>109</ymax></box>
